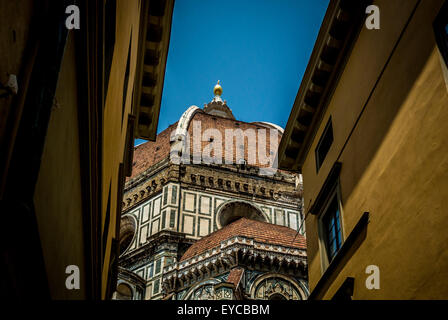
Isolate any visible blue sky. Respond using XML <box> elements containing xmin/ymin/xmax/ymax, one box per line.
<box><xmin>136</xmin><ymin>0</ymin><xmax>329</xmax><ymax>146</ymax></box>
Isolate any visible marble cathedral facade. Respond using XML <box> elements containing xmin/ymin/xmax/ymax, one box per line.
<box><xmin>115</xmin><ymin>83</ymin><xmax>308</xmax><ymax>300</ymax></box>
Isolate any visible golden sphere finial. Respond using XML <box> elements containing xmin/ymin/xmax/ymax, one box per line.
<box><xmin>213</xmin><ymin>80</ymin><xmax>223</xmax><ymax>96</ymax></box>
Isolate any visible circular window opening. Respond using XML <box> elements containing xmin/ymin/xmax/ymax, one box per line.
<box><xmin>218</xmin><ymin>202</ymin><xmax>266</xmax><ymax>228</ymax></box>
<box><xmin>116</xmin><ymin>283</ymin><xmax>133</xmax><ymax>300</ymax></box>
<box><xmin>119</xmin><ymin>215</ymin><xmax>136</xmax><ymax>255</ymax></box>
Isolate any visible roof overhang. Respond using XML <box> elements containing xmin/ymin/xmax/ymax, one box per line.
<box><xmin>133</xmin><ymin>0</ymin><xmax>175</xmax><ymax>141</ymax></box>
<box><xmin>278</xmin><ymin>0</ymin><xmax>370</xmax><ymax>171</ymax></box>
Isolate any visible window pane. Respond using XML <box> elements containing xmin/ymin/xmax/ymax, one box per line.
<box><xmin>161</xmin><ymin>211</ymin><xmax>166</xmax><ymax>229</ymax></box>
<box><xmin>329</xmin><ymin>241</ymin><xmax>336</xmax><ymax>259</ymax></box>
<box><xmin>155</xmin><ymin>259</ymin><xmax>161</xmax><ymax>274</ymax></box>
<box><xmin>153</xmin><ymin>280</ymin><xmax>159</xmax><ymax>294</ymax></box>
<box><xmin>327</xmin><ymin>217</ymin><xmax>336</xmax><ymax>231</ymax></box>
<box><xmin>328</xmin><ymin>239</ymin><xmax>336</xmax><ymax>252</ymax></box>
<box><xmin>335</xmin><ymin>232</ymin><xmax>341</xmax><ymax>249</ymax></box>
<box><xmin>323</xmin><ymin>195</ymin><xmax>343</xmax><ymax>261</ymax></box>
<box><xmin>171</xmin><ymin>185</ymin><xmax>177</xmax><ymax>204</ymax></box>
<box><xmin>169</xmin><ymin>210</ymin><xmax>176</xmax><ymax>228</ymax></box>
<box><xmin>330</xmin><ymin>227</ymin><xmax>336</xmax><ymax>242</ymax></box>
<box><xmin>163</xmin><ymin>187</ymin><xmax>168</xmax><ymax>205</ymax></box>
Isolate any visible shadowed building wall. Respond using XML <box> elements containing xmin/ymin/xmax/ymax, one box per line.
<box><xmin>0</xmin><ymin>0</ymin><xmax>174</xmax><ymax>299</ymax></box>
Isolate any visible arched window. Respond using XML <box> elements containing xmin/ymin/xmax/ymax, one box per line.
<box><xmin>192</xmin><ymin>285</ymin><xmax>215</xmax><ymax>300</ymax></box>
<box><xmin>116</xmin><ymin>283</ymin><xmax>133</xmax><ymax>300</ymax></box>
<box><xmin>119</xmin><ymin>215</ymin><xmax>136</xmax><ymax>255</ymax></box>
<box><xmin>217</xmin><ymin>201</ymin><xmax>267</xmax><ymax>228</ymax></box>
<box><xmin>251</xmin><ymin>275</ymin><xmax>305</xmax><ymax>300</ymax></box>
<box><xmin>269</xmin><ymin>293</ymin><xmax>287</xmax><ymax>300</ymax></box>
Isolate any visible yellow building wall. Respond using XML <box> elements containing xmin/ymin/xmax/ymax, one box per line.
<box><xmin>34</xmin><ymin>32</ymin><xmax>87</xmax><ymax>299</ymax></box>
<box><xmin>101</xmin><ymin>0</ymin><xmax>142</xmax><ymax>299</ymax></box>
<box><xmin>303</xmin><ymin>0</ymin><xmax>448</xmax><ymax>299</ymax></box>
<box><xmin>302</xmin><ymin>0</ymin><xmax>419</xmax><ymax>219</ymax></box>
<box><xmin>32</xmin><ymin>0</ymin><xmax>144</xmax><ymax>299</ymax></box>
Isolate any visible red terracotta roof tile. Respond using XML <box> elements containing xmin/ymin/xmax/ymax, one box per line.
<box><xmin>180</xmin><ymin>218</ymin><xmax>306</xmax><ymax>261</ymax></box>
<box><xmin>227</xmin><ymin>267</ymin><xmax>244</xmax><ymax>287</ymax></box>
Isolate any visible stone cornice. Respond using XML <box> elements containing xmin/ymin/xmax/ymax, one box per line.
<box><xmin>125</xmin><ymin>157</ymin><xmax>170</xmax><ymax>192</ymax></box>
<box><xmin>117</xmin><ymin>266</ymin><xmax>146</xmax><ymax>290</ymax></box>
<box><xmin>122</xmin><ymin>159</ymin><xmax>303</xmax><ymax>213</ymax></box>
<box><xmin>133</xmin><ymin>0</ymin><xmax>175</xmax><ymax>140</ymax></box>
<box><xmin>162</xmin><ymin>235</ymin><xmax>307</xmax><ymax>292</ymax></box>
<box><xmin>183</xmin><ymin>161</ymin><xmax>298</xmax><ymax>184</ymax></box>
<box><xmin>119</xmin><ymin>230</ymin><xmax>194</xmax><ymax>269</ymax></box>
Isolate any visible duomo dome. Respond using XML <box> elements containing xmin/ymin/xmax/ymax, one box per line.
<box><xmin>115</xmin><ymin>82</ymin><xmax>306</xmax><ymax>300</ymax></box>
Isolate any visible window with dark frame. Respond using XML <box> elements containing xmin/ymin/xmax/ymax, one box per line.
<box><xmin>153</xmin><ymin>279</ymin><xmax>160</xmax><ymax>294</ymax></box>
<box><xmin>165</xmin><ymin>257</ymin><xmax>173</xmax><ymax>266</ymax></box>
<box><xmin>172</xmin><ymin>185</ymin><xmax>177</xmax><ymax>204</ymax></box>
<box><xmin>169</xmin><ymin>209</ymin><xmax>176</xmax><ymax>228</ymax></box>
<box><xmin>434</xmin><ymin>1</ymin><xmax>448</xmax><ymax>67</ymax></box>
<box><xmin>163</xmin><ymin>187</ymin><xmax>168</xmax><ymax>205</ymax></box>
<box><xmin>322</xmin><ymin>193</ymin><xmax>343</xmax><ymax>262</ymax></box>
<box><xmin>315</xmin><ymin>118</ymin><xmax>334</xmax><ymax>172</ymax></box>
<box><xmin>155</xmin><ymin>259</ymin><xmax>161</xmax><ymax>274</ymax></box>
<box><xmin>161</xmin><ymin>210</ymin><xmax>166</xmax><ymax>229</ymax></box>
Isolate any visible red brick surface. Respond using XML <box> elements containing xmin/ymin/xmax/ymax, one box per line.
<box><xmin>187</xmin><ymin>112</ymin><xmax>282</xmax><ymax>168</ymax></box>
<box><xmin>130</xmin><ymin>111</ymin><xmax>283</xmax><ymax>179</ymax></box>
<box><xmin>129</xmin><ymin>122</ymin><xmax>178</xmax><ymax>179</ymax></box>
